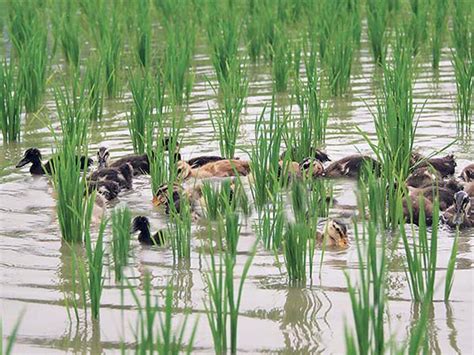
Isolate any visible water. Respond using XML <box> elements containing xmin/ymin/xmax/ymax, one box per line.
<box><xmin>1</xmin><ymin>34</ymin><xmax>473</xmax><ymax>353</ymax></box>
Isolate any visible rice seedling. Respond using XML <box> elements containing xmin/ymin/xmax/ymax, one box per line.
<box><xmin>162</xmin><ymin>18</ymin><xmax>195</xmax><ymax>106</ymax></box>
<box><xmin>84</xmin><ymin>218</ymin><xmax>107</xmax><ymax>320</ymax></box>
<box><xmin>203</xmin><ymin>220</ymin><xmax>256</xmax><ymax>354</ymax></box>
<box><xmin>249</xmin><ymin>100</ymin><xmax>284</xmax><ymax>209</ymax></box>
<box><xmin>348</xmin><ymin>0</ymin><xmax>362</xmax><ymax>47</ymax></box>
<box><xmin>51</xmin><ymin>0</ymin><xmax>81</xmax><ymax>68</ymax></box>
<box><xmin>444</xmin><ymin>231</ymin><xmax>458</xmax><ymax>301</ymax></box>
<box><xmin>201</xmin><ymin>179</ymin><xmax>240</xmax><ymax>220</ymax></box>
<box><xmin>135</xmin><ymin>0</ymin><xmax>151</xmax><ymax>68</ymax></box>
<box><xmin>111</xmin><ymin>206</ymin><xmax>132</xmax><ymax>282</ymax></box>
<box><xmin>7</xmin><ymin>0</ymin><xmax>38</xmax><ymax>53</ymax></box>
<box><xmin>430</xmin><ymin>0</ymin><xmax>448</xmax><ymax>69</ymax></box>
<box><xmin>209</xmin><ymin>58</ymin><xmax>248</xmax><ymax>158</ymax></box>
<box><xmin>0</xmin><ymin>59</ymin><xmax>23</xmax><ymax>142</ymax></box>
<box><xmin>451</xmin><ymin>0</ymin><xmax>473</xmax><ymax>132</ymax></box>
<box><xmin>51</xmin><ymin>84</ymin><xmax>95</xmax><ymax>243</ymax></box>
<box><xmin>245</xmin><ymin>3</ymin><xmax>265</xmax><ymax>63</ymax></box>
<box><xmin>344</xmin><ymin>219</ymin><xmax>387</xmax><ymax>355</ymax></box>
<box><xmin>127</xmin><ymin>69</ymin><xmax>155</xmax><ymax>154</ymax></box>
<box><xmin>168</xmin><ymin>201</ymin><xmax>192</xmax><ymax>262</ymax></box>
<box><xmin>257</xmin><ymin>196</ymin><xmax>285</xmax><ymax>250</ymax></box>
<box><xmin>408</xmin><ymin>0</ymin><xmax>429</xmax><ymax>56</ymax></box>
<box><xmin>282</xmin><ymin>222</ymin><xmax>311</xmax><ymax>284</ymax></box>
<box><xmin>399</xmin><ymin>198</ymin><xmax>439</xmax><ymax>302</ymax></box>
<box><xmin>129</xmin><ymin>272</ymin><xmax>197</xmax><ymax>353</ymax></box>
<box><xmin>1</xmin><ymin>311</ymin><xmax>24</xmax><ymax>355</ymax></box>
<box><xmin>366</xmin><ymin>0</ymin><xmax>389</xmax><ymax>65</ymax></box>
<box><xmin>85</xmin><ymin>55</ymin><xmax>104</xmax><ymax>121</ymax></box>
<box><xmin>272</xmin><ymin>29</ymin><xmax>292</xmax><ymax>93</ymax></box>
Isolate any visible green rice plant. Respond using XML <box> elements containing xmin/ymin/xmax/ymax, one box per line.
<box><xmin>127</xmin><ymin>69</ymin><xmax>155</xmax><ymax>154</ymax></box>
<box><xmin>135</xmin><ymin>0</ymin><xmax>151</xmax><ymax>68</ymax></box>
<box><xmin>282</xmin><ymin>222</ymin><xmax>311</xmax><ymax>284</ymax></box>
<box><xmin>357</xmin><ymin>167</ymin><xmax>389</xmax><ymax>229</ymax></box>
<box><xmin>51</xmin><ymin>84</ymin><xmax>94</xmax><ymax>243</ymax></box>
<box><xmin>257</xmin><ymin>196</ymin><xmax>285</xmax><ymax>250</ymax></box>
<box><xmin>162</xmin><ymin>18</ymin><xmax>195</xmax><ymax>106</ymax></box>
<box><xmin>344</xmin><ymin>219</ymin><xmax>387</xmax><ymax>355</ymax></box>
<box><xmin>219</xmin><ymin>209</ymin><xmax>241</xmax><ymax>258</ymax></box>
<box><xmin>7</xmin><ymin>0</ymin><xmax>38</xmax><ymax>53</ymax></box>
<box><xmin>399</xmin><ymin>198</ymin><xmax>439</xmax><ymax>302</ymax></box>
<box><xmin>129</xmin><ymin>272</ymin><xmax>197</xmax><ymax>353</ymax></box>
<box><xmin>444</xmin><ymin>231</ymin><xmax>458</xmax><ymax>301</ymax></box>
<box><xmin>111</xmin><ymin>206</ymin><xmax>132</xmax><ymax>282</ymax></box>
<box><xmin>1</xmin><ymin>311</ymin><xmax>24</xmax><ymax>355</ymax></box>
<box><xmin>451</xmin><ymin>0</ymin><xmax>473</xmax><ymax>132</ymax></box>
<box><xmin>209</xmin><ymin>58</ymin><xmax>248</xmax><ymax>158</ymax></box>
<box><xmin>201</xmin><ymin>179</ymin><xmax>243</xmax><ymax>220</ymax></box>
<box><xmin>249</xmin><ymin>100</ymin><xmax>284</xmax><ymax>209</ymax></box>
<box><xmin>360</xmin><ymin>31</ymin><xmax>417</xmax><ymax>227</ymax></box>
<box><xmin>203</xmin><ymin>221</ymin><xmax>256</xmax><ymax>354</ymax></box>
<box><xmin>0</xmin><ymin>59</ymin><xmax>23</xmax><ymax>142</ymax></box>
<box><xmin>348</xmin><ymin>0</ymin><xmax>361</xmax><ymax>46</ymax></box>
<box><xmin>84</xmin><ymin>218</ymin><xmax>107</xmax><ymax>320</ymax></box>
<box><xmin>366</xmin><ymin>0</ymin><xmax>389</xmax><ymax>65</ymax></box>
<box><xmin>430</xmin><ymin>0</ymin><xmax>448</xmax><ymax>69</ymax></box>
<box><xmin>408</xmin><ymin>0</ymin><xmax>429</xmax><ymax>56</ymax></box>
<box><xmin>283</xmin><ymin>65</ymin><xmax>329</xmax><ymax>162</ymax></box>
<box><xmin>51</xmin><ymin>0</ymin><xmax>81</xmax><ymax>68</ymax></box>
<box><xmin>245</xmin><ymin>2</ymin><xmax>265</xmax><ymax>63</ymax></box>
<box><xmin>272</xmin><ymin>28</ymin><xmax>292</xmax><ymax>92</ymax></box>
<box><xmin>168</xmin><ymin>201</ymin><xmax>192</xmax><ymax>262</ymax></box>
<box><xmin>85</xmin><ymin>55</ymin><xmax>104</xmax><ymax>121</ymax></box>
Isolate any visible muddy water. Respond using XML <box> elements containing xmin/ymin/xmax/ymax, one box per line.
<box><xmin>1</xmin><ymin>34</ymin><xmax>473</xmax><ymax>353</ymax></box>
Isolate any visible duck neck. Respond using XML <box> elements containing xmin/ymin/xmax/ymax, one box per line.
<box><xmin>30</xmin><ymin>158</ymin><xmax>45</xmax><ymax>175</ymax></box>
<box><xmin>138</xmin><ymin>226</ymin><xmax>152</xmax><ymax>244</ymax></box>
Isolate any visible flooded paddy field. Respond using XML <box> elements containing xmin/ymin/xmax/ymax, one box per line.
<box><xmin>1</xmin><ymin>1</ymin><xmax>473</xmax><ymax>354</ymax></box>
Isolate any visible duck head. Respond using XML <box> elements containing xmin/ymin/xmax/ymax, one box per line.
<box><xmin>453</xmin><ymin>191</ymin><xmax>471</xmax><ymax>225</ymax></box>
<box><xmin>97</xmin><ymin>147</ymin><xmax>110</xmax><ymax>169</ymax></box>
<box><xmin>132</xmin><ymin>216</ymin><xmax>150</xmax><ymax>233</ymax></box>
<box><xmin>177</xmin><ymin>161</ymin><xmax>192</xmax><ymax>180</ymax></box>
<box><xmin>299</xmin><ymin>157</ymin><xmax>325</xmax><ymax>178</ymax></box>
<box><xmin>320</xmin><ymin>219</ymin><xmax>349</xmax><ymax>248</ymax></box>
<box><xmin>118</xmin><ymin>162</ymin><xmax>133</xmax><ymax>181</ymax></box>
<box><xmin>16</xmin><ymin>148</ymin><xmax>42</xmax><ymax>168</ymax></box>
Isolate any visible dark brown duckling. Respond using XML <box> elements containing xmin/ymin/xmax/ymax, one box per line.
<box><xmin>408</xmin><ymin>185</ymin><xmax>458</xmax><ymax>211</ymax></box>
<box><xmin>16</xmin><ymin>148</ymin><xmax>93</xmax><ymax>176</ymax></box>
<box><xmin>131</xmin><ymin>216</ymin><xmax>166</xmax><ymax>245</ymax></box>
<box><xmin>411</xmin><ymin>152</ymin><xmax>456</xmax><ymax>177</ymax></box>
<box><xmin>324</xmin><ymin>154</ymin><xmax>379</xmax><ymax>178</ymax></box>
<box><xmin>89</xmin><ymin>163</ymin><xmax>133</xmax><ymax>190</ymax></box>
<box><xmin>406</xmin><ymin>167</ymin><xmax>441</xmax><ymax>188</ymax></box>
<box><xmin>97</xmin><ymin>147</ymin><xmax>150</xmax><ymax>175</ymax></box>
<box><xmin>87</xmin><ymin>180</ymin><xmax>121</xmax><ymax>201</ymax></box>
<box><xmin>187</xmin><ymin>155</ymin><xmax>226</xmax><ymax>168</ymax></box>
<box><xmin>442</xmin><ymin>191</ymin><xmax>474</xmax><ymax>229</ymax></box>
<box><xmin>460</xmin><ymin>163</ymin><xmax>474</xmax><ymax>182</ymax></box>
<box><xmin>279</xmin><ymin>147</ymin><xmax>331</xmax><ymax>163</ymax></box>
<box><xmin>402</xmin><ymin>195</ymin><xmax>434</xmax><ymax>226</ymax></box>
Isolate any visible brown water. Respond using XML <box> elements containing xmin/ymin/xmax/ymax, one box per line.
<box><xmin>1</xmin><ymin>32</ymin><xmax>473</xmax><ymax>353</ymax></box>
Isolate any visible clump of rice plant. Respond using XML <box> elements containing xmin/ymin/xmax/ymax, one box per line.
<box><xmin>272</xmin><ymin>29</ymin><xmax>293</xmax><ymax>92</ymax></box>
<box><xmin>51</xmin><ymin>0</ymin><xmax>81</xmax><ymax>68</ymax></box>
<box><xmin>85</xmin><ymin>55</ymin><xmax>104</xmax><ymax>121</ymax></box>
<box><xmin>249</xmin><ymin>100</ymin><xmax>284</xmax><ymax>209</ymax></box>
<box><xmin>127</xmin><ymin>69</ymin><xmax>155</xmax><ymax>154</ymax></box>
<box><xmin>168</xmin><ymin>200</ymin><xmax>192</xmax><ymax>262</ymax></box>
<box><xmin>282</xmin><ymin>222</ymin><xmax>311</xmax><ymax>284</ymax></box>
<box><xmin>1</xmin><ymin>59</ymin><xmax>23</xmax><ymax>142</ymax></box>
<box><xmin>444</xmin><ymin>231</ymin><xmax>458</xmax><ymax>301</ymax></box>
<box><xmin>451</xmin><ymin>0</ymin><xmax>473</xmax><ymax>132</ymax></box>
<box><xmin>209</xmin><ymin>58</ymin><xmax>248</xmax><ymax>158</ymax></box>
<box><xmin>366</xmin><ymin>0</ymin><xmax>389</xmax><ymax>65</ymax></box>
<box><xmin>257</xmin><ymin>196</ymin><xmax>285</xmax><ymax>250</ymax></box>
<box><xmin>430</xmin><ymin>0</ymin><xmax>448</xmax><ymax>69</ymax></box>
<box><xmin>399</xmin><ymin>198</ymin><xmax>439</xmax><ymax>302</ymax></box>
<box><xmin>201</xmin><ymin>179</ymin><xmax>244</xmax><ymax>220</ymax></box>
<box><xmin>203</xmin><ymin>220</ymin><xmax>256</xmax><ymax>354</ymax></box>
<box><xmin>135</xmin><ymin>0</ymin><xmax>151</xmax><ymax>68</ymax></box>
<box><xmin>111</xmin><ymin>206</ymin><xmax>132</xmax><ymax>282</ymax></box>
<box><xmin>129</xmin><ymin>272</ymin><xmax>197</xmax><ymax>353</ymax></box>
<box><xmin>408</xmin><ymin>0</ymin><xmax>429</xmax><ymax>56</ymax></box>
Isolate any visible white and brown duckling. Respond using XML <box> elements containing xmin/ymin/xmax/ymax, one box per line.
<box><xmin>315</xmin><ymin>219</ymin><xmax>349</xmax><ymax>248</ymax></box>
<box><xmin>278</xmin><ymin>157</ymin><xmax>325</xmax><ymax>180</ymax></box>
<box><xmin>411</xmin><ymin>152</ymin><xmax>456</xmax><ymax>177</ymax></box>
<box><xmin>152</xmin><ymin>183</ymin><xmax>204</xmax><ymax>214</ymax></box>
<box><xmin>89</xmin><ymin>162</ymin><xmax>134</xmax><ymax>190</ymax></box>
<box><xmin>92</xmin><ymin>193</ymin><xmax>107</xmax><ymax>225</ymax></box>
<box><xmin>279</xmin><ymin>147</ymin><xmax>331</xmax><ymax>163</ymax></box>
<box><xmin>88</xmin><ymin>180</ymin><xmax>121</xmax><ymax>201</ymax></box>
<box><xmin>324</xmin><ymin>154</ymin><xmax>379</xmax><ymax>178</ymax></box>
<box><xmin>16</xmin><ymin>148</ymin><xmax>93</xmax><ymax>176</ymax></box>
<box><xmin>176</xmin><ymin>159</ymin><xmax>251</xmax><ymax>180</ymax></box>
<box><xmin>442</xmin><ymin>191</ymin><xmax>474</xmax><ymax>229</ymax></box>
<box><xmin>460</xmin><ymin>163</ymin><xmax>474</xmax><ymax>182</ymax></box>
<box><xmin>131</xmin><ymin>216</ymin><xmax>166</xmax><ymax>245</ymax></box>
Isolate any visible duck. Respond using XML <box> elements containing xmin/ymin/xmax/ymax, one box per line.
<box><xmin>176</xmin><ymin>159</ymin><xmax>250</xmax><ymax>180</ymax></box>
<box><xmin>442</xmin><ymin>191</ymin><xmax>474</xmax><ymax>229</ymax></box>
<box><xmin>16</xmin><ymin>148</ymin><xmax>93</xmax><ymax>176</ymax></box>
<box><xmin>464</xmin><ymin>182</ymin><xmax>474</xmax><ymax>197</ymax></box>
<box><xmin>278</xmin><ymin>157</ymin><xmax>325</xmax><ymax>180</ymax></box>
<box><xmin>152</xmin><ymin>183</ymin><xmax>204</xmax><ymax>214</ymax></box>
<box><xmin>402</xmin><ymin>194</ymin><xmax>434</xmax><ymax>226</ymax></box>
<box><xmin>97</xmin><ymin>147</ymin><xmax>151</xmax><ymax>175</ymax></box>
<box><xmin>460</xmin><ymin>163</ymin><xmax>474</xmax><ymax>182</ymax></box>
<box><xmin>89</xmin><ymin>162</ymin><xmax>134</xmax><ymax>190</ymax></box>
<box><xmin>407</xmin><ymin>183</ymin><xmax>461</xmax><ymax>211</ymax></box>
<box><xmin>411</xmin><ymin>152</ymin><xmax>456</xmax><ymax>177</ymax></box>
<box><xmin>324</xmin><ymin>154</ymin><xmax>379</xmax><ymax>178</ymax></box>
<box><xmin>92</xmin><ymin>193</ymin><xmax>107</xmax><ymax>225</ymax></box>
<box><xmin>131</xmin><ymin>216</ymin><xmax>166</xmax><ymax>245</ymax></box>
<box><xmin>315</xmin><ymin>219</ymin><xmax>349</xmax><ymax>248</ymax></box>
<box><xmin>406</xmin><ymin>167</ymin><xmax>441</xmax><ymax>188</ymax></box>
<box><xmin>87</xmin><ymin>180</ymin><xmax>121</xmax><ymax>201</ymax></box>
<box><xmin>279</xmin><ymin>147</ymin><xmax>331</xmax><ymax>163</ymax></box>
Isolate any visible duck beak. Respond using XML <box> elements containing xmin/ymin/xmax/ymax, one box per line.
<box><xmin>453</xmin><ymin>209</ymin><xmax>464</xmax><ymax>225</ymax></box>
<box><xmin>338</xmin><ymin>239</ymin><xmax>349</xmax><ymax>248</ymax></box>
<box><xmin>16</xmin><ymin>157</ymin><xmax>29</xmax><ymax>168</ymax></box>
<box><xmin>152</xmin><ymin>195</ymin><xmax>161</xmax><ymax>207</ymax></box>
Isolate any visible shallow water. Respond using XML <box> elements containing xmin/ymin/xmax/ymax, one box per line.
<box><xmin>1</xmin><ymin>29</ymin><xmax>473</xmax><ymax>354</ymax></box>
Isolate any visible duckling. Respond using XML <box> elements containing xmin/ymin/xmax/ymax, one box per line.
<box><xmin>408</xmin><ymin>185</ymin><xmax>459</xmax><ymax>211</ymax></box>
<box><xmin>97</xmin><ymin>147</ymin><xmax>151</xmax><ymax>175</ymax></box>
<box><xmin>315</xmin><ymin>219</ymin><xmax>349</xmax><ymax>248</ymax></box>
<box><xmin>92</xmin><ymin>193</ymin><xmax>107</xmax><ymax>225</ymax></box>
<box><xmin>187</xmin><ymin>155</ymin><xmax>226</xmax><ymax>169</ymax></box>
<box><xmin>460</xmin><ymin>163</ymin><xmax>474</xmax><ymax>182</ymax></box>
<box><xmin>464</xmin><ymin>182</ymin><xmax>474</xmax><ymax>197</ymax></box>
<box><xmin>279</xmin><ymin>147</ymin><xmax>331</xmax><ymax>163</ymax></box>
<box><xmin>16</xmin><ymin>148</ymin><xmax>93</xmax><ymax>176</ymax></box>
<box><xmin>278</xmin><ymin>157</ymin><xmax>325</xmax><ymax>180</ymax></box>
<box><xmin>152</xmin><ymin>183</ymin><xmax>204</xmax><ymax>214</ymax></box>
<box><xmin>89</xmin><ymin>163</ymin><xmax>133</xmax><ymax>190</ymax></box>
<box><xmin>406</xmin><ymin>167</ymin><xmax>441</xmax><ymax>188</ymax></box>
<box><xmin>324</xmin><ymin>154</ymin><xmax>379</xmax><ymax>178</ymax></box>
<box><xmin>177</xmin><ymin>159</ymin><xmax>250</xmax><ymax>180</ymax></box>
<box><xmin>88</xmin><ymin>180</ymin><xmax>121</xmax><ymax>201</ymax></box>
<box><xmin>442</xmin><ymin>191</ymin><xmax>474</xmax><ymax>229</ymax></box>
<box><xmin>402</xmin><ymin>195</ymin><xmax>434</xmax><ymax>226</ymax></box>
<box><xmin>131</xmin><ymin>216</ymin><xmax>166</xmax><ymax>245</ymax></box>
<box><xmin>411</xmin><ymin>152</ymin><xmax>456</xmax><ymax>177</ymax></box>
